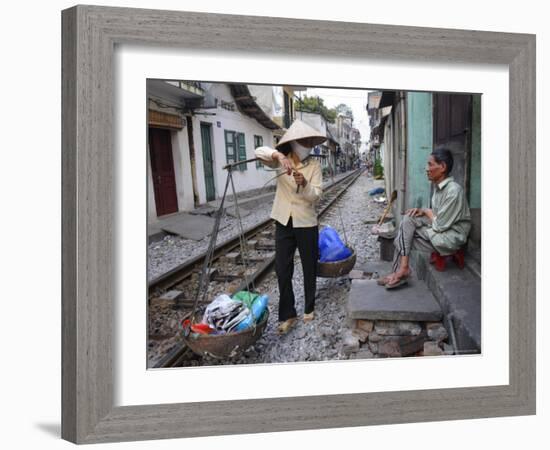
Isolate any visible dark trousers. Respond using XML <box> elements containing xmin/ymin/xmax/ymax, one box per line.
<box><xmin>275</xmin><ymin>218</ymin><xmax>319</xmax><ymax>321</ymax></box>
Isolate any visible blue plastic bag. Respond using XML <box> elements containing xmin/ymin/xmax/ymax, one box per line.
<box><xmin>368</xmin><ymin>187</ymin><xmax>385</xmax><ymax>196</ymax></box>
<box><xmin>318</xmin><ymin>226</ymin><xmax>352</xmax><ymax>262</ymax></box>
<box><xmin>233</xmin><ymin>294</ymin><xmax>269</xmax><ymax>331</ymax></box>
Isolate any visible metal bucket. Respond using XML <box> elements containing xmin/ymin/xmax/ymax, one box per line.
<box><xmin>182</xmin><ymin>311</ymin><xmax>269</xmax><ymax>359</ymax></box>
<box><xmin>317</xmin><ymin>247</ymin><xmax>357</xmax><ymax>278</ymax></box>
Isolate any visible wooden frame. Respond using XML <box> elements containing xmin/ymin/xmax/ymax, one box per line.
<box><xmin>62</xmin><ymin>5</ymin><xmax>536</xmax><ymax>444</ymax></box>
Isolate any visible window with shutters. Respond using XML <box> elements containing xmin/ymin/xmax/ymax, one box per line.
<box><xmin>224</xmin><ymin>130</ymin><xmax>236</xmax><ymax>165</ymax></box>
<box><xmin>225</xmin><ymin>130</ymin><xmax>247</xmax><ymax>170</ymax></box>
<box><xmin>236</xmin><ymin>132</ymin><xmax>247</xmax><ymax>171</ymax></box>
<box><xmin>254</xmin><ymin>135</ymin><xmax>264</xmax><ymax>169</ymax></box>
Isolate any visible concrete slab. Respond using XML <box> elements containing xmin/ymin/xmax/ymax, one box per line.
<box><xmin>225</xmin><ymin>206</ymin><xmax>251</xmax><ymax>218</ymax></box>
<box><xmin>347</xmin><ymin>279</ymin><xmax>442</xmax><ymax>322</ymax></box>
<box><xmin>355</xmin><ymin>261</ymin><xmax>393</xmax><ymax>278</ymax></box>
<box><xmin>159</xmin><ymin>290</ymin><xmax>184</xmax><ymax>301</ymax></box>
<box><xmin>147</xmin><ymin>225</ymin><xmax>166</xmax><ymax>243</ymax></box>
<box><xmin>159</xmin><ymin>213</ymin><xmax>217</xmax><ymax>241</ymax></box>
<box><xmin>189</xmin><ymin>205</ymin><xmax>217</xmax><ymax>216</ymax></box>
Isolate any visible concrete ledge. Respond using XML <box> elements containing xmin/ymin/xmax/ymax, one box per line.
<box><xmin>412</xmin><ymin>250</ymin><xmax>481</xmax><ymax>353</ymax></box>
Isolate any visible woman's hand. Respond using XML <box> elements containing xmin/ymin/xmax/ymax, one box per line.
<box><xmin>293</xmin><ymin>170</ymin><xmax>307</xmax><ymax>187</ymax></box>
<box><xmin>274</xmin><ymin>151</ymin><xmax>292</xmax><ymax>175</ymax></box>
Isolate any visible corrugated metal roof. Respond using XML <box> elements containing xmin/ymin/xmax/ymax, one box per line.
<box><xmin>229</xmin><ymin>84</ymin><xmax>281</xmax><ymax>130</ymax></box>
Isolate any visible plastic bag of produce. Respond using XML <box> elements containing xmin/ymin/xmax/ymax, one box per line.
<box><xmin>232</xmin><ymin>290</ymin><xmax>259</xmax><ymax>309</ymax></box>
<box><xmin>318</xmin><ymin>225</ymin><xmax>352</xmax><ymax>262</ymax></box>
<box><xmin>233</xmin><ymin>294</ymin><xmax>269</xmax><ymax>331</ymax></box>
<box><xmin>202</xmin><ymin>294</ymin><xmax>249</xmax><ymax>332</ymax></box>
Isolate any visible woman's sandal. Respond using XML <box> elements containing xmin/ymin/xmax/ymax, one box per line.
<box><xmin>303</xmin><ymin>312</ymin><xmax>315</xmax><ymax>323</ymax></box>
<box><xmin>277</xmin><ymin>318</ymin><xmax>297</xmax><ymax>335</ymax></box>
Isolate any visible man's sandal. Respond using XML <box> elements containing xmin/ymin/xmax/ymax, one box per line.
<box><xmin>376</xmin><ymin>274</ymin><xmax>392</xmax><ymax>286</ymax></box>
<box><xmin>385</xmin><ymin>277</ymin><xmax>409</xmax><ymax>290</ymax></box>
<box><xmin>277</xmin><ymin>318</ymin><xmax>297</xmax><ymax>335</ymax></box>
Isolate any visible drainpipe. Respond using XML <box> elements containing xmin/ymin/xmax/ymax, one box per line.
<box><xmin>186</xmin><ymin>115</ymin><xmax>200</xmax><ymax>207</ymax></box>
<box><xmin>446</xmin><ymin>313</ymin><xmax>459</xmax><ymax>355</ymax></box>
<box><xmin>463</xmin><ymin>96</ymin><xmax>473</xmax><ymax>203</ymax></box>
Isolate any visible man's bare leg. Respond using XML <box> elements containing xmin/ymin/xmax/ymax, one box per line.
<box><xmin>386</xmin><ymin>255</ymin><xmax>412</xmax><ymax>284</ymax></box>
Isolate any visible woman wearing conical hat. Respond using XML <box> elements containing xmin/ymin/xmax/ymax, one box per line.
<box><xmin>255</xmin><ymin>120</ymin><xmax>326</xmax><ymax>335</ymax></box>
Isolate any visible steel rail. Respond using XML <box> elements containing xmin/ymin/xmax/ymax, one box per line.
<box><xmin>148</xmin><ymin>169</ymin><xmax>362</xmax><ymax>294</ymax></box>
<box><xmin>152</xmin><ymin>168</ymin><xmax>365</xmax><ymax>368</ymax></box>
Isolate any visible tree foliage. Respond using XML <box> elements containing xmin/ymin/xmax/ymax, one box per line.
<box><xmin>374</xmin><ymin>157</ymin><xmax>384</xmax><ymax>178</ymax></box>
<box><xmin>294</xmin><ymin>95</ymin><xmax>338</xmax><ymax>123</ymax></box>
<box><xmin>335</xmin><ymin>103</ymin><xmax>354</xmax><ymax>121</ymax></box>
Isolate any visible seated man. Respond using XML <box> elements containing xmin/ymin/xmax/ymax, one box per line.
<box><xmin>378</xmin><ymin>148</ymin><xmax>471</xmax><ymax>289</ymax></box>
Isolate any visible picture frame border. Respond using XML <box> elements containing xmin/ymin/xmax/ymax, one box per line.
<box><xmin>61</xmin><ymin>5</ymin><xmax>536</xmax><ymax>444</ymax></box>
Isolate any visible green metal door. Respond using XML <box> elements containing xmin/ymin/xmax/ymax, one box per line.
<box><xmin>200</xmin><ymin>123</ymin><xmax>216</xmax><ymax>202</ymax></box>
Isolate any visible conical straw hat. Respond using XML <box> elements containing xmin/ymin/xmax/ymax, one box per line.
<box><xmin>275</xmin><ymin>119</ymin><xmax>327</xmax><ymax>154</ymax></box>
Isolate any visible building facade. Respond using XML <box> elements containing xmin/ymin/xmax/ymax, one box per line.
<box><xmin>367</xmin><ymin>90</ymin><xmax>482</xmax><ymax>247</ymax></box>
<box><xmin>146</xmin><ymin>81</ymin><xmax>291</xmax><ymax>225</ymax></box>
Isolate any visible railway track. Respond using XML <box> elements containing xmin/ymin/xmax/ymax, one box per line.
<box><xmin>148</xmin><ymin>168</ymin><xmax>364</xmax><ymax>368</ymax></box>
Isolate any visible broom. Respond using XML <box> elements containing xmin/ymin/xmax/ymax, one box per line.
<box><xmin>377</xmin><ymin>190</ymin><xmax>398</xmax><ymax>226</ymax></box>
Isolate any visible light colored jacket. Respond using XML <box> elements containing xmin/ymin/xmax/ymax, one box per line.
<box><xmin>254</xmin><ymin>146</ymin><xmax>322</xmax><ymax>228</ymax></box>
<box><xmin>425</xmin><ymin>177</ymin><xmax>471</xmax><ymax>255</ymax></box>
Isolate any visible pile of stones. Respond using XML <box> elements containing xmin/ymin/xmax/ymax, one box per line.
<box><xmin>344</xmin><ymin>319</ymin><xmax>453</xmax><ymax>358</ymax></box>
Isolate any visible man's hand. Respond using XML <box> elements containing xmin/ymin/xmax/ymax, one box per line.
<box><xmin>405</xmin><ymin>208</ymin><xmax>434</xmax><ymax>222</ymax></box>
<box><xmin>406</xmin><ymin>208</ymin><xmax>424</xmax><ymax>217</ymax></box>
<box><xmin>422</xmin><ymin>208</ymin><xmax>434</xmax><ymax>221</ymax></box>
<box><xmin>273</xmin><ymin>151</ymin><xmax>292</xmax><ymax>175</ymax></box>
<box><xmin>292</xmin><ymin>170</ymin><xmax>307</xmax><ymax>187</ymax></box>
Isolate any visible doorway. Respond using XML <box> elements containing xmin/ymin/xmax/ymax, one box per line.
<box><xmin>200</xmin><ymin>123</ymin><xmax>216</xmax><ymax>202</ymax></box>
<box><xmin>148</xmin><ymin>127</ymin><xmax>179</xmax><ymax>216</ymax></box>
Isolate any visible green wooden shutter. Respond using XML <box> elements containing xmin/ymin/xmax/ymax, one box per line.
<box><xmin>254</xmin><ymin>135</ymin><xmax>264</xmax><ymax>169</ymax></box>
<box><xmin>237</xmin><ymin>132</ymin><xmax>247</xmax><ymax>171</ymax></box>
<box><xmin>225</xmin><ymin>130</ymin><xmax>236</xmax><ymax>164</ymax></box>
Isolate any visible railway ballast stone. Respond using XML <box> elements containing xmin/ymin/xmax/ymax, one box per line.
<box><xmin>424</xmin><ymin>341</ymin><xmax>444</xmax><ymax>356</ymax></box>
<box><xmin>341</xmin><ymin>331</ymin><xmax>360</xmax><ymax>355</ymax></box>
<box><xmin>377</xmin><ymin>333</ymin><xmax>427</xmax><ymax>357</ymax></box>
<box><xmin>374</xmin><ymin>320</ymin><xmax>422</xmax><ymax>336</ymax></box>
<box><xmin>351</xmin><ymin>328</ymin><xmax>369</xmax><ymax>343</ymax></box>
<box><xmin>355</xmin><ymin>319</ymin><xmax>374</xmax><ymax>333</ymax></box>
<box><xmin>426</xmin><ymin>322</ymin><xmax>449</xmax><ymax>342</ymax></box>
<box><xmin>223</xmin><ymin>252</ymin><xmax>240</xmax><ymax>263</ymax></box>
<box><xmin>350</xmin><ymin>348</ymin><xmax>375</xmax><ymax>359</ymax></box>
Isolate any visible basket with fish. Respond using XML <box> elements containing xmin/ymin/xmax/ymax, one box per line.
<box><xmin>181</xmin><ymin>291</ymin><xmax>269</xmax><ymax>359</ymax></box>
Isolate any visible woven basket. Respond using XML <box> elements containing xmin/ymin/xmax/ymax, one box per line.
<box><xmin>182</xmin><ymin>311</ymin><xmax>269</xmax><ymax>359</ymax></box>
<box><xmin>317</xmin><ymin>247</ymin><xmax>357</xmax><ymax>278</ymax></box>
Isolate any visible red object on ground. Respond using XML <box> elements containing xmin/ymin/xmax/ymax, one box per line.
<box><xmin>181</xmin><ymin>319</ymin><xmax>214</xmax><ymax>335</ymax></box>
<box><xmin>190</xmin><ymin>323</ymin><xmax>214</xmax><ymax>334</ymax></box>
<box><xmin>430</xmin><ymin>248</ymin><xmax>465</xmax><ymax>272</ymax></box>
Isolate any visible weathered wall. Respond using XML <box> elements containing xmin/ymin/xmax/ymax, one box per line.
<box><xmin>406</xmin><ymin>92</ymin><xmax>433</xmax><ymax>209</ymax></box>
<box><xmin>470</xmin><ymin>94</ymin><xmax>482</xmax><ymax>209</ymax></box>
<box><xmin>469</xmin><ymin>94</ymin><xmax>482</xmax><ymax>245</ymax></box>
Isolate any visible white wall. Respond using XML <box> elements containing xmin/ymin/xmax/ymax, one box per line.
<box><xmin>171</xmin><ymin>126</ymin><xmax>194</xmax><ymax>211</ymax></box>
<box><xmin>2</xmin><ymin>1</ymin><xmax>547</xmax><ymax>450</ymax></box>
<box><xmin>193</xmin><ymin>83</ymin><xmax>278</xmax><ymax>201</ymax></box>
